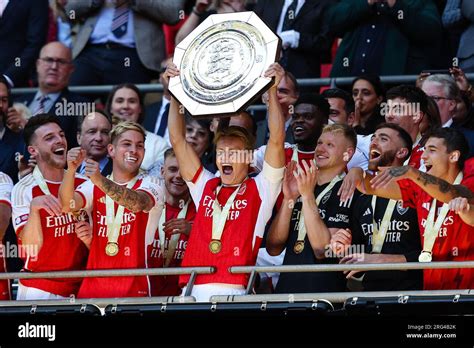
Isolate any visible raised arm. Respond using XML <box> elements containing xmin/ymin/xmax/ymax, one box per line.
<box><xmin>338</xmin><ymin>167</ymin><xmax>402</xmax><ymax>202</ymax></box>
<box><xmin>371</xmin><ymin>166</ymin><xmax>473</xmax><ymax>204</ymax></box>
<box><xmin>84</xmin><ymin>159</ymin><xmax>154</xmax><ymax>213</ymax></box>
<box><xmin>263</xmin><ymin>63</ymin><xmax>286</xmax><ymax>169</ymax></box>
<box><xmin>449</xmin><ymin>197</ymin><xmax>474</xmax><ymax>226</ymax></box>
<box><xmin>59</xmin><ymin>147</ymin><xmax>86</xmax><ymax>213</ymax></box>
<box><xmin>166</xmin><ymin>63</ymin><xmax>202</xmax><ymax>181</ymax></box>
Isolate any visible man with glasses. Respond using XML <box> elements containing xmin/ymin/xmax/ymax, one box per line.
<box><xmin>421</xmin><ymin>74</ymin><xmax>474</xmax><ymax>157</ymax></box>
<box><xmin>12</xmin><ymin>42</ymin><xmax>90</xmax><ymax>149</ymax></box>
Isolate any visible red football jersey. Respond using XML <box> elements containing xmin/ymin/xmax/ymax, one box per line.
<box><xmin>398</xmin><ymin>177</ymin><xmax>474</xmax><ymax>290</ymax></box>
<box><xmin>12</xmin><ymin>175</ymin><xmax>89</xmax><ymax>297</ymax></box>
<box><xmin>147</xmin><ymin>202</ymin><xmax>196</xmax><ymax>296</ymax></box>
<box><xmin>408</xmin><ymin>143</ymin><xmax>424</xmax><ymax>169</ymax></box>
<box><xmin>0</xmin><ymin>172</ymin><xmax>13</xmax><ymax>300</ymax></box>
<box><xmin>76</xmin><ymin>175</ymin><xmax>163</xmax><ymax>298</ymax></box>
<box><xmin>179</xmin><ymin>162</ymin><xmax>283</xmax><ymax>287</ymax></box>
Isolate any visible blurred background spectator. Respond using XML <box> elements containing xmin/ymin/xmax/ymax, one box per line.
<box><xmin>255</xmin><ymin>0</ymin><xmax>332</xmax><ymax>79</ymax></box>
<box><xmin>0</xmin><ymin>0</ymin><xmax>49</xmax><ymax>87</ymax></box>
<box><xmin>65</xmin><ymin>0</ymin><xmax>184</xmax><ymax>86</ymax></box>
<box><xmin>327</xmin><ymin>0</ymin><xmax>442</xmax><ymax>77</ymax></box>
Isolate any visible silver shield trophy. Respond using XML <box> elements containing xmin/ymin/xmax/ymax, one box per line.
<box><xmin>169</xmin><ymin>11</ymin><xmax>281</xmax><ymax>118</ymax></box>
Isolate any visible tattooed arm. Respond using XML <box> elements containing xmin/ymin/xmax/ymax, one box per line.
<box><xmin>371</xmin><ymin>166</ymin><xmax>473</xmax><ymax>203</ymax></box>
<box><xmin>92</xmin><ymin>175</ymin><xmax>154</xmax><ymax>213</ymax></box>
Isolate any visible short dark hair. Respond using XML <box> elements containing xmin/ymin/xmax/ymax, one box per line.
<box><xmin>427</xmin><ymin>127</ymin><xmax>469</xmax><ymax>170</ymax></box>
<box><xmin>105</xmin><ymin>83</ymin><xmax>144</xmax><ymax>124</ymax></box>
<box><xmin>375</xmin><ymin>123</ymin><xmax>414</xmax><ymax>161</ymax></box>
<box><xmin>164</xmin><ymin>147</ymin><xmax>176</xmax><ymax>161</ymax></box>
<box><xmin>321</xmin><ymin>88</ymin><xmax>355</xmax><ymax>113</ymax></box>
<box><xmin>295</xmin><ymin>93</ymin><xmax>330</xmax><ymax>122</ymax></box>
<box><xmin>24</xmin><ymin>113</ymin><xmax>62</xmax><ymax>146</ymax></box>
<box><xmin>386</xmin><ymin>85</ymin><xmax>428</xmax><ymax>114</ymax></box>
<box><xmin>352</xmin><ymin>74</ymin><xmax>385</xmax><ymax>97</ymax></box>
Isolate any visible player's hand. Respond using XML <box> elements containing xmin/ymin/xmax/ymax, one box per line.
<box><xmin>450</xmin><ymin>67</ymin><xmax>470</xmax><ymax>92</ymax></box>
<box><xmin>329</xmin><ymin>228</ymin><xmax>352</xmax><ymax>256</ymax></box>
<box><xmin>283</xmin><ymin>161</ymin><xmax>299</xmax><ymax>201</ymax></box>
<box><xmin>163</xmin><ymin>218</ymin><xmax>192</xmax><ymax>237</ymax></box>
<box><xmin>340</xmin><ymin>253</ymin><xmax>383</xmax><ymax>279</ymax></box>
<box><xmin>449</xmin><ymin>197</ymin><xmax>471</xmax><ymax>214</ymax></box>
<box><xmin>31</xmin><ymin>195</ymin><xmax>62</xmax><ymax>216</ymax></box>
<box><xmin>67</xmin><ymin>147</ymin><xmax>86</xmax><ymax>170</ymax></box>
<box><xmin>293</xmin><ymin>159</ymin><xmax>318</xmax><ymax>199</ymax></box>
<box><xmin>353</xmin><ymin>99</ymin><xmax>362</xmax><ymax>127</ymax></box>
<box><xmin>370</xmin><ymin>165</ymin><xmax>413</xmax><ymax>190</ymax></box>
<box><xmin>83</xmin><ymin>158</ymin><xmax>101</xmax><ymax>182</ymax></box>
<box><xmin>75</xmin><ymin>220</ymin><xmax>92</xmax><ymax>249</ymax></box>
<box><xmin>416</xmin><ymin>72</ymin><xmax>430</xmax><ymax>88</ymax></box>
<box><xmin>264</xmin><ymin>63</ymin><xmax>285</xmax><ymax>89</ymax></box>
<box><xmin>17</xmin><ymin>154</ymin><xmax>37</xmax><ymax>179</ymax></box>
<box><xmin>7</xmin><ymin>107</ymin><xmax>26</xmax><ymax>132</ymax></box>
<box><xmin>163</xmin><ymin>62</ymin><xmax>180</xmax><ymax>81</ymax></box>
<box><xmin>338</xmin><ymin>167</ymin><xmax>365</xmax><ymax>202</ymax></box>
<box><xmin>195</xmin><ymin>0</ymin><xmax>211</xmax><ymax>13</ymax></box>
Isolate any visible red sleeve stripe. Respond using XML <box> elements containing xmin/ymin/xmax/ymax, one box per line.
<box><xmin>191</xmin><ymin>166</ymin><xmax>204</xmax><ymax>185</ymax></box>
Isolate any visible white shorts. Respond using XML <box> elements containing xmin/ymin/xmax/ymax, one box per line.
<box><xmin>16</xmin><ymin>283</ymin><xmax>68</xmax><ymax>301</ymax></box>
<box><xmin>256</xmin><ymin>248</ymin><xmax>286</xmax><ymax>289</ymax></box>
<box><xmin>182</xmin><ymin>283</ymin><xmax>246</xmax><ymax>302</ymax></box>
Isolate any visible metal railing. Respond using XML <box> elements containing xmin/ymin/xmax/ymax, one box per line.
<box><xmin>1</xmin><ymin>266</ymin><xmax>215</xmax><ymax>297</ymax></box>
<box><xmin>228</xmin><ymin>261</ymin><xmax>474</xmax><ymax>295</ymax></box>
<box><xmin>11</xmin><ymin>73</ymin><xmax>474</xmax><ymax>96</ymax></box>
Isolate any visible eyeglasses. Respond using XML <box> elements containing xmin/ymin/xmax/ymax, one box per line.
<box><xmin>430</xmin><ymin>96</ymin><xmax>453</xmax><ymax>102</ymax></box>
<box><xmin>39</xmin><ymin>57</ymin><xmax>72</xmax><ymax>67</ymax></box>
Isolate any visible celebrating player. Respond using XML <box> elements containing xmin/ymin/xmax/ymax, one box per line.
<box><xmin>59</xmin><ymin>121</ymin><xmax>164</xmax><ymax>298</ymax></box>
<box><xmin>339</xmin><ymin>127</ymin><xmax>474</xmax><ymax>290</ymax></box>
<box><xmin>337</xmin><ymin>123</ymin><xmax>423</xmax><ymax>291</ymax></box>
<box><xmin>266</xmin><ymin>124</ymin><xmax>359</xmax><ymax>293</ymax></box>
<box><xmin>147</xmin><ymin>148</ymin><xmax>196</xmax><ymax>296</ymax></box>
<box><xmin>0</xmin><ymin>172</ymin><xmax>13</xmax><ymax>299</ymax></box>
<box><xmin>12</xmin><ymin>114</ymin><xmax>90</xmax><ymax>300</ymax></box>
<box><xmin>166</xmin><ymin>62</ymin><xmax>286</xmax><ymax>302</ymax></box>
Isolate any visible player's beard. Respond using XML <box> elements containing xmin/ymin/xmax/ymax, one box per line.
<box><xmin>41</xmin><ymin>150</ymin><xmax>66</xmax><ymax>170</ymax></box>
<box><xmin>368</xmin><ymin>149</ymin><xmax>396</xmax><ymax>172</ymax></box>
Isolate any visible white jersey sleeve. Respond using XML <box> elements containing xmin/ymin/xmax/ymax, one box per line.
<box><xmin>75</xmin><ymin>179</ymin><xmax>95</xmax><ymax>214</ymax></box>
<box><xmin>0</xmin><ymin>172</ymin><xmax>13</xmax><ymax>206</ymax></box>
<box><xmin>11</xmin><ymin>175</ymin><xmax>35</xmax><ymax>233</ymax></box>
<box><xmin>253</xmin><ymin>161</ymin><xmax>284</xmax><ymax>238</ymax></box>
<box><xmin>137</xmin><ymin>175</ymin><xmax>165</xmax><ymax>209</ymax></box>
<box><xmin>348</xmin><ymin>134</ymin><xmax>370</xmax><ymax>171</ymax></box>
<box><xmin>186</xmin><ymin>167</ymin><xmax>215</xmax><ymax>206</ymax></box>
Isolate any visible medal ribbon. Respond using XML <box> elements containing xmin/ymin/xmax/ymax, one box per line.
<box><xmin>105</xmin><ymin>174</ymin><xmax>139</xmax><ymax>247</ymax></box>
<box><xmin>33</xmin><ymin>166</ymin><xmax>52</xmax><ymax>195</ymax></box>
<box><xmin>158</xmin><ymin>200</ymin><xmax>189</xmax><ymax>267</ymax></box>
<box><xmin>370</xmin><ymin>196</ymin><xmax>397</xmax><ymax>253</ymax></box>
<box><xmin>422</xmin><ymin>171</ymin><xmax>463</xmax><ymax>254</ymax></box>
<box><xmin>296</xmin><ymin>173</ymin><xmax>346</xmax><ymax>243</ymax></box>
<box><xmin>211</xmin><ymin>181</ymin><xmax>245</xmax><ymax>244</ymax></box>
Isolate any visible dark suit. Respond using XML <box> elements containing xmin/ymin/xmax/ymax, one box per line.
<box><xmin>144</xmin><ymin>100</ymin><xmax>169</xmax><ymax>136</ymax></box>
<box><xmin>0</xmin><ymin>0</ymin><xmax>49</xmax><ymax>86</ymax></box>
<box><xmin>76</xmin><ymin>157</ymin><xmax>112</xmax><ymax>177</ymax></box>
<box><xmin>452</xmin><ymin>125</ymin><xmax>474</xmax><ymax>158</ymax></box>
<box><xmin>255</xmin><ymin>117</ymin><xmax>294</xmax><ymax>148</ymax></box>
<box><xmin>254</xmin><ymin>0</ymin><xmax>331</xmax><ymax>79</ymax></box>
<box><xmin>16</xmin><ymin>89</ymin><xmax>90</xmax><ymax>149</ymax></box>
<box><xmin>0</xmin><ymin>127</ymin><xmax>25</xmax><ymax>183</ymax></box>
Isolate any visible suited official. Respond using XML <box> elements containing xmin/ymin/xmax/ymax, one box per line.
<box><xmin>0</xmin><ymin>0</ymin><xmax>49</xmax><ymax>87</ymax></box>
<box><xmin>65</xmin><ymin>0</ymin><xmax>184</xmax><ymax>85</ymax></box>
<box><xmin>254</xmin><ymin>0</ymin><xmax>332</xmax><ymax>79</ymax></box>
<box><xmin>13</xmin><ymin>42</ymin><xmax>90</xmax><ymax>149</ymax></box>
<box><xmin>76</xmin><ymin>111</ymin><xmax>113</xmax><ymax>177</ymax></box>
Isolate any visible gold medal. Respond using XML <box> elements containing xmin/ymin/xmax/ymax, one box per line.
<box><xmin>105</xmin><ymin>242</ymin><xmax>119</xmax><ymax>257</ymax></box>
<box><xmin>209</xmin><ymin>240</ymin><xmax>222</xmax><ymax>254</ymax></box>
<box><xmin>293</xmin><ymin>240</ymin><xmax>305</xmax><ymax>254</ymax></box>
<box><xmin>418</xmin><ymin>251</ymin><xmax>432</xmax><ymax>263</ymax></box>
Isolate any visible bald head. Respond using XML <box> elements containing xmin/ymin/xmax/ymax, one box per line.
<box><xmin>37</xmin><ymin>41</ymin><xmax>74</xmax><ymax>94</ymax></box>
